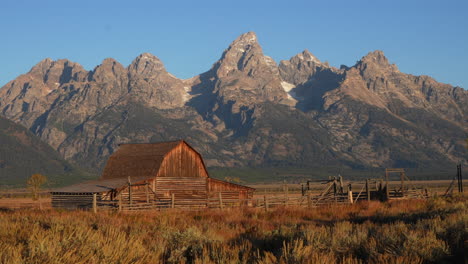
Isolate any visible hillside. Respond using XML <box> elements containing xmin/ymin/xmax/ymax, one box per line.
<box><xmin>0</xmin><ymin>116</ymin><xmax>91</xmax><ymax>187</ymax></box>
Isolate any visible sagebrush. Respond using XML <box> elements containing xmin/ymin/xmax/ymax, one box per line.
<box><xmin>0</xmin><ymin>196</ymin><xmax>466</xmax><ymax>264</ymax></box>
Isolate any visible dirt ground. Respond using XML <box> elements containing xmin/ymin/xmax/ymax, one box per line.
<box><xmin>0</xmin><ymin>197</ymin><xmax>51</xmax><ymax>210</ymax></box>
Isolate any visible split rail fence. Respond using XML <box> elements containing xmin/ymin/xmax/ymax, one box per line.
<box><xmin>86</xmin><ymin>191</ymin><xmax>355</xmax><ymax>213</ymax></box>
<box><xmin>83</xmin><ymin>176</ymin><xmax>356</xmax><ymax>212</ymax></box>
<box><xmin>52</xmin><ymin>174</ymin><xmax>431</xmax><ymax>212</ymax></box>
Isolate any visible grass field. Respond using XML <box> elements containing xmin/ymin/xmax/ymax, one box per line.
<box><xmin>0</xmin><ymin>195</ymin><xmax>466</xmax><ymax>264</ymax></box>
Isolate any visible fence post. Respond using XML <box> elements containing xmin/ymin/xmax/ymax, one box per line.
<box><xmin>461</xmin><ymin>164</ymin><xmax>464</xmax><ymax>193</ymax></box>
<box><xmin>348</xmin><ymin>184</ymin><xmax>353</xmax><ymax>204</ymax></box>
<box><xmin>307</xmin><ymin>192</ymin><xmax>311</xmax><ymax>208</ymax></box>
<box><xmin>385</xmin><ymin>170</ymin><xmax>390</xmax><ymax>200</ymax></box>
<box><xmin>128</xmin><ymin>177</ymin><xmax>133</xmax><ymax>206</ymax></box>
<box><xmin>339</xmin><ymin>175</ymin><xmax>344</xmax><ymax>193</ymax></box>
<box><xmin>171</xmin><ymin>193</ymin><xmax>175</xmax><ymax>209</ymax></box>
<box><xmin>146</xmin><ymin>182</ymin><xmax>150</xmax><ymax>203</ymax></box>
<box><xmin>400</xmin><ymin>171</ymin><xmax>405</xmax><ymax>193</ymax></box>
<box><xmin>264</xmin><ymin>195</ymin><xmax>269</xmax><ymax>211</ymax></box>
<box><xmin>333</xmin><ymin>178</ymin><xmax>337</xmax><ymax>203</ymax></box>
<box><xmin>366</xmin><ymin>179</ymin><xmax>370</xmax><ymax>201</ymax></box>
<box><xmin>118</xmin><ymin>193</ymin><xmax>122</xmax><ymax>212</ymax></box>
<box><xmin>218</xmin><ymin>192</ymin><xmax>224</xmax><ymax>209</ymax></box>
<box><xmin>92</xmin><ymin>193</ymin><xmax>97</xmax><ymax>214</ymax></box>
<box><xmin>458</xmin><ymin>164</ymin><xmax>463</xmax><ymax>193</ymax></box>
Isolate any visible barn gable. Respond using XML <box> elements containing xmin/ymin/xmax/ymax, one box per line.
<box><xmin>156</xmin><ymin>141</ymin><xmax>209</xmax><ymax>178</ymax></box>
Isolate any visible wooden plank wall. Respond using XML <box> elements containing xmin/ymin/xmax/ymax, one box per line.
<box><xmin>208</xmin><ymin>179</ymin><xmax>254</xmax><ymax>199</ymax></box>
<box><xmin>157</xmin><ymin>143</ymin><xmax>208</xmax><ymax>178</ymax></box>
<box><xmin>51</xmin><ymin>193</ymin><xmax>100</xmax><ymax>209</ymax></box>
<box><xmin>155</xmin><ymin>177</ymin><xmax>207</xmax><ymax>208</ymax></box>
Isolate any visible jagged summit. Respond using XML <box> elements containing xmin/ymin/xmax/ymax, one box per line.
<box><xmin>25</xmin><ymin>58</ymin><xmax>87</xmax><ymax>87</ymax></box>
<box><xmin>199</xmin><ymin>31</ymin><xmax>288</xmax><ymax>110</ymax></box>
<box><xmin>232</xmin><ymin>31</ymin><xmax>258</xmax><ymax>45</ymax></box>
<box><xmin>352</xmin><ymin>50</ymin><xmax>399</xmax><ymax>79</ymax></box>
<box><xmin>29</xmin><ymin>58</ymin><xmax>53</xmax><ymax>72</ymax></box>
<box><xmin>29</xmin><ymin>58</ymin><xmax>83</xmax><ymax>75</ymax></box>
<box><xmin>358</xmin><ymin>50</ymin><xmax>397</xmax><ymax>70</ymax></box>
<box><xmin>128</xmin><ymin>53</ymin><xmax>166</xmax><ymax>78</ymax></box>
<box><xmin>297</xmin><ymin>49</ymin><xmax>320</xmax><ymax>63</ymax></box>
<box><xmin>99</xmin><ymin>57</ymin><xmax>121</xmax><ymax>66</ymax></box>
<box><xmin>278</xmin><ymin>49</ymin><xmax>332</xmax><ymax>86</ymax></box>
<box><xmin>210</xmin><ymin>31</ymin><xmax>281</xmax><ymax>80</ymax></box>
<box><xmin>131</xmin><ymin>53</ymin><xmax>164</xmax><ymax>65</ymax></box>
<box><xmin>88</xmin><ymin>58</ymin><xmax>126</xmax><ymax>83</ymax></box>
<box><xmin>361</xmin><ymin>50</ymin><xmax>387</xmax><ymax>63</ymax></box>
<box><xmin>218</xmin><ymin>32</ymin><xmax>261</xmax><ymax>62</ymax></box>
<box><xmin>226</xmin><ymin>32</ymin><xmax>260</xmax><ymax>55</ymax></box>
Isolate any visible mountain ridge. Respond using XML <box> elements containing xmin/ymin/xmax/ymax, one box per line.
<box><xmin>0</xmin><ymin>32</ymin><xmax>466</xmax><ymax>179</ymax></box>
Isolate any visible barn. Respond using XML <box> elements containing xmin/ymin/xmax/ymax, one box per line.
<box><xmin>51</xmin><ymin>140</ymin><xmax>255</xmax><ymax>210</ymax></box>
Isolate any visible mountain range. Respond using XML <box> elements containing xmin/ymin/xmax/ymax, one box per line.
<box><xmin>0</xmin><ymin>32</ymin><xmax>466</xmax><ymax>183</ymax></box>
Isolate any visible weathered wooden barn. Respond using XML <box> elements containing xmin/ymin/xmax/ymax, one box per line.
<box><xmin>51</xmin><ymin>140</ymin><xmax>254</xmax><ymax>210</ymax></box>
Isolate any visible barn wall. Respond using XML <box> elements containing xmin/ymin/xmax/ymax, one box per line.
<box><xmin>208</xmin><ymin>179</ymin><xmax>254</xmax><ymax>199</ymax></box>
<box><xmin>155</xmin><ymin>177</ymin><xmax>208</xmax><ymax>207</ymax></box>
<box><xmin>157</xmin><ymin>143</ymin><xmax>208</xmax><ymax>178</ymax></box>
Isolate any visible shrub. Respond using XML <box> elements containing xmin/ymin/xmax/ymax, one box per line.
<box><xmin>0</xmin><ymin>196</ymin><xmax>465</xmax><ymax>263</ymax></box>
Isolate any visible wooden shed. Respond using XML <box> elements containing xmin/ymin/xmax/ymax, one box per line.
<box><xmin>51</xmin><ymin>140</ymin><xmax>255</xmax><ymax>209</ymax></box>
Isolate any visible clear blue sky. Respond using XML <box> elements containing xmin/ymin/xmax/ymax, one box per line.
<box><xmin>1</xmin><ymin>0</ymin><xmax>467</xmax><ymax>88</ymax></box>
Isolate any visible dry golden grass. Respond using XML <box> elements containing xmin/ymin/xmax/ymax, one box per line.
<box><xmin>0</xmin><ymin>197</ymin><xmax>51</xmax><ymax>209</ymax></box>
<box><xmin>0</xmin><ymin>195</ymin><xmax>466</xmax><ymax>264</ymax></box>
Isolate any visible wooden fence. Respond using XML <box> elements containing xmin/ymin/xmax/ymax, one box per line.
<box><xmin>46</xmin><ymin>176</ymin><xmax>430</xmax><ymax>212</ymax></box>
<box><xmin>53</xmin><ymin>177</ymin><xmax>426</xmax><ymax>212</ymax></box>
<box><xmin>84</xmin><ymin>190</ymin><xmax>357</xmax><ymax>212</ymax></box>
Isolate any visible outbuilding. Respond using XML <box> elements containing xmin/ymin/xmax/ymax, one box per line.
<box><xmin>51</xmin><ymin>140</ymin><xmax>254</xmax><ymax>209</ymax></box>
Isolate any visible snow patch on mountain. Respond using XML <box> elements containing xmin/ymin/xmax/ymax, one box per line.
<box><xmin>281</xmin><ymin>81</ymin><xmax>302</xmax><ymax>101</ymax></box>
<box><xmin>182</xmin><ymin>86</ymin><xmax>191</xmax><ymax>102</ymax></box>
<box><xmin>281</xmin><ymin>81</ymin><xmax>295</xmax><ymax>92</ymax></box>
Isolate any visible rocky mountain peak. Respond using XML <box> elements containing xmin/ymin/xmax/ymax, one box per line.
<box><xmin>213</xmin><ymin>31</ymin><xmax>277</xmax><ymax>78</ymax></box>
<box><xmin>356</xmin><ymin>50</ymin><xmax>398</xmax><ymax>73</ymax></box>
<box><xmin>279</xmin><ymin>49</ymin><xmax>332</xmax><ymax>85</ymax></box>
<box><xmin>128</xmin><ymin>53</ymin><xmax>167</xmax><ymax>78</ymax></box>
<box><xmin>89</xmin><ymin>58</ymin><xmax>126</xmax><ymax>83</ymax></box>
<box><xmin>7</xmin><ymin>58</ymin><xmax>87</xmax><ymax>96</ymax></box>
<box><xmin>189</xmin><ymin>32</ymin><xmax>289</xmax><ymax>119</ymax></box>
<box><xmin>232</xmin><ymin>31</ymin><xmax>258</xmax><ymax>46</ymax></box>
<box><xmin>101</xmin><ymin>58</ymin><xmax>120</xmax><ymax>66</ymax></box>
<box><xmin>361</xmin><ymin>50</ymin><xmax>388</xmax><ymax>64</ymax></box>
<box><xmin>29</xmin><ymin>58</ymin><xmax>54</xmax><ymax>74</ymax></box>
<box><xmin>45</xmin><ymin>59</ymin><xmax>87</xmax><ymax>85</ymax></box>
<box><xmin>223</xmin><ymin>31</ymin><xmax>260</xmax><ymax>59</ymax></box>
<box><xmin>297</xmin><ymin>49</ymin><xmax>320</xmax><ymax>63</ymax></box>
